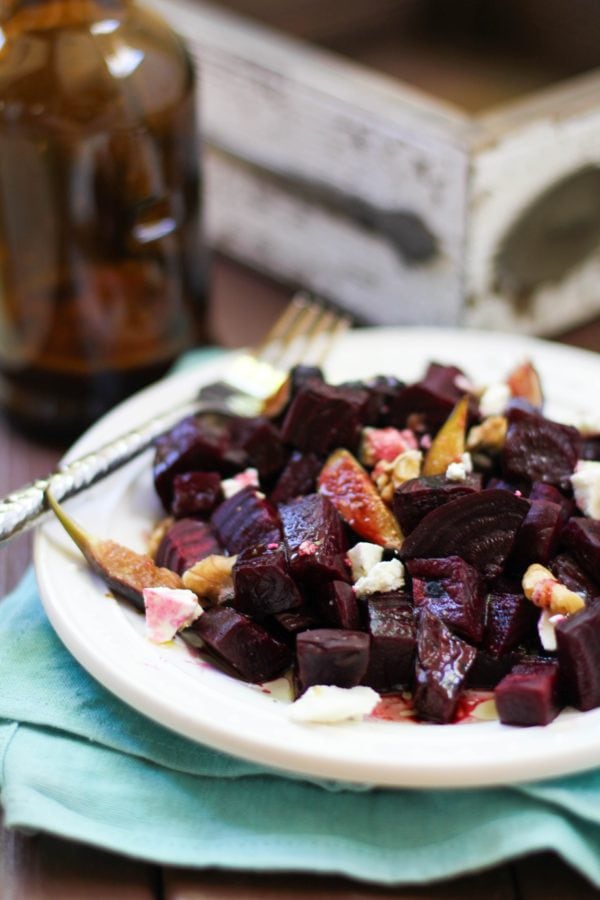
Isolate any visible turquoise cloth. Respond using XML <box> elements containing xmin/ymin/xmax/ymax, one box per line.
<box><xmin>2</xmin><ymin>346</ymin><xmax>600</xmax><ymax>885</ymax></box>
<box><xmin>2</xmin><ymin>575</ymin><xmax>600</xmax><ymax>884</ymax></box>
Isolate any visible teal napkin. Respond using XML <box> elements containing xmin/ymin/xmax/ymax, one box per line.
<box><xmin>2</xmin><ymin>574</ymin><xmax>600</xmax><ymax>885</ymax></box>
<box><xmin>2</xmin><ymin>347</ymin><xmax>600</xmax><ymax>886</ymax></box>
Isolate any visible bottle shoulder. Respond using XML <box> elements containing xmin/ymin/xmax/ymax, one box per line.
<box><xmin>0</xmin><ymin>4</ymin><xmax>195</xmax><ymax>126</ymax></box>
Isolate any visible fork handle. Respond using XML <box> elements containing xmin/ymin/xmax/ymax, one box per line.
<box><xmin>0</xmin><ymin>396</ymin><xmax>208</xmax><ymax>544</ymax></box>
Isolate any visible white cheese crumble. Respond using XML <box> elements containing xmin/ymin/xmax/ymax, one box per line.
<box><xmin>353</xmin><ymin>558</ymin><xmax>405</xmax><ymax>598</ymax></box>
<box><xmin>537</xmin><ymin>609</ymin><xmax>566</xmax><ymax>652</ymax></box>
<box><xmin>288</xmin><ymin>685</ymin><xmax>380</xmax><ymax>723</ymax></box>
<box><xmin>221</xmin><ymin>467</ymin><xmax>259</xmax><ymax>499</ymax></box>
<box><xmin>143</xmin><ymin>586</ymin><xmax>202</xmax><ymax>643</ymax></box>
<box><xmin>570</xmin><ymin>460</ymin><xmax>600</xmax><ymax>519</ymax></box>
<box><xmin>347</xmin><ymin>542</ymin><xmax>383</xmax><ymax>581</ymax></box>
<box><xmin>479</xmin><ymin>382</ymin><xmax>511</xmax><ymax>418</ymax></box>
<box><xmin>445</xmin><ymin>452</ymin><xmax>473</xmax><ymax>483</ymax></box>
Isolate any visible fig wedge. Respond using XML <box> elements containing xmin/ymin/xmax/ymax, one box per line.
<box><xmin>507</xmin><ymin>360</ymin><xmax>543</xmax><ymax>409</ymax></box>
<box><xmin>46</xmin><ymin>490</ymin><xmax>182</xmax><ymax>610</ymax></box>
<box><xmin>318</xmin><ymin>449</ymin><xmax>403</xmax><ymax>549</ymax></box>
<box><xmin>422</xmin><ymin>396</ymin><xmax>469</xmax><ymax>477</ymax></box>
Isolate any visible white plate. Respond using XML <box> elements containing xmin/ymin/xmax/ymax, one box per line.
<box><xmin>35</xmin><ymin>328</ymin><xmax>600</xmax><ymax>788</ymax></box>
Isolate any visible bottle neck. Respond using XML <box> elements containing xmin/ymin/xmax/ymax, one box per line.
<box><xmin>1</xmin><ymin>0</ymin><xmax>132</xmax><ymax>29</ymax></box>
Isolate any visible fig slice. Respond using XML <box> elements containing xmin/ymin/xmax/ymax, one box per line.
<box><xmin>45</xmin><ymin>489</ymin><xmax>182</xmax><ymax>610</ymax></box>
<box><xmin>506</xmin><ymin>360</ymin><xmax>543</xmax><ymax>409</ymax></box>
<box><xmin>400</xmin><ymin>489</ymin><xmax>529</xmax><ymax>580</ymax></box>
<box><xmin>318</xmin><ymin>449</ymin><xmax>403</xmax><ymax>549</ymax></box>
<box><xmin>422</xmin><ymin>396</ymin><xmax>469</xmax><ymax>476</ymax></box>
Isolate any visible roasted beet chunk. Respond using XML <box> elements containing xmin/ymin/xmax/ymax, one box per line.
<box><xmin>401</xmin><ymin>489</ymin><xmax>529</xmax><ymax>580</ymax></box>
<box><xmin>279</xmin><ymin>494</ymin><xmax>348</xmax><ymax>582</ymax></box>
<box><xmin>408</xmin><ymin>556</ymin><xmax>485</xmax><ymax>643</ymax></box>
<box><xmin>556</xmin><ymin>603</ymin><xmax>600</xmax><ymax>710</ymax></box>
<box><xmin>270</xmin><ymin>451</ymin><xmax>322</xmax><ymax>505</ymax></box>
<box><xmin>562</xmin><ymin>518</ymin><xmax>600</xmax><ymax>583</ymax></box>
<box><xmin>387</xmin><ymin>363</ymin><xmax>468</xmax><ymax>433</ymax></box>
<box><xmin>232</xmin><ymin>543</ymin><xmax>302</xmax><ymax>618</ymax></box>
<box><xmin>549</xmin><ymin>553</ymin><xmax>600</xmax><ymax>605</ymax></box>
<box><xmin>508</xmin><ymin>499</ymin><xmax>565</xmax><ymax>571</ymax></box>
<box><xmin>153</xmin><ymin>414</ymin><xmax>246</xmax><ymax>508</ymax></box>
<box><xmin>495</xmin><ymin>661</ymin><xmax>562</xmax><ymax>726</ymax></box>
<box><xmin>393</xmin><ymin>474</ymin><xmax>481</xmax><ymax>535</ymax></box>
<box><xmin>296</xmin><ymin>629</ymin><xmax>370</xmax><ymax>691</ymax></box>
<box><xmin>231</xmin><ymin>417</ymin><xmax>288</xmax><ymax>480</ymax></box>
<box><xmin>281</xmin><ymin>382</ymin><xmax>368</xmax><ymax>455</ymax></box>
<box><xmin>171</xmin><ymin>472</ymin><xmax>221</xmax><ymax>517</ymax></box>
<box><xmin>211</xmin><ymin>487</ymin><xmax>281</xmax><ymax>555</ymax></box>
<box><xmin>501</xmin><ymin>408</ymin><xmax>580</xmax><ymax>487</ymax></box>
<box><xmin>482</xmin><ymin>592</ymin><xmax>539</xmax><ymax>659</ymax></box>
<box><xmin>155</xmin><ymin>518</ymin><xmax>222</xmax><ymax>574</ymax></box>
<box><xmin>413</xmin><ymin>610</ymin><xmax>476</xmax><ymax>723</ymax></box>
<box><xmin>313</xmin><ymin>580</ymin><xmax>360</xmax><ymax>630</ymax></box>
<box><xmin>362</xmin><ymin>596</ymin><xmax>416</xmax><ymax>691</ymax></box>
<box><xmin>193</xmin><ymin>607</ymin><xmax>291</xmax><ymax>682</ymax></box>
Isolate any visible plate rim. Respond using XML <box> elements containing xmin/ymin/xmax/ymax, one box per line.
<box><xmin>34</xmin><ymin>326</ymin><xmax>600</xmax><ymax>788</ymax></box>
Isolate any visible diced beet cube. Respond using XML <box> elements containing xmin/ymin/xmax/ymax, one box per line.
<box><xmin>279</xmin><ymin>493</ymin><xmax>348</xmax><ymax>583</ymax></box>
<box><xmin>281</xmin><ymin>382</ymin><xmax>368</xmax><ymax>455</ymax></box>
<box><xmin>270</xmin><ymin>451</ymin><xmax>322</xmax><ymax>505</ymax></box>
<box><xmin>232</xmin><ymin>544</ymin><xmax>302</xmax><ymax>618</ymax></box>
<box><xmin>413</xmin><ymin>610</ymin><xmax>477</xmax><ymax>724</ymax></box>
<box><xmin>211</xmin><ymin>487</ymin><xmax>281</xmax><ymax>555</ymax></box>
<box><xmin>313</xmin><ymin>580</ymin><xmax>360</xmax><ymax>630</ymax></box>
<box><xmin>508</xmin><ymin>499</ymin><xmax>565</xmax><ymax>571</ymax></box>
<box><xmin>407</xmin><ymin>556</ymin><xmax>485</xmax><ymax>643</ymax></box>
<box><xmin>482</xmin><ymin>592</ymin><xmax>539</xmax><ymax>659</ymax></box>
<box><xmin>155</xmin><ymin>518</ymin><xmax>222</xmax><ymax>575</ymax></box>
<box><xmin>466</xmin><ymin>649</ymin><xmax>516</xmax><ymax>690</ymax></box>
<box><xmin>232</xmin><ymin>417</ymin><xmax>289</xmax><ymax>479</ymax></box>
<box><xmin>549</xmin><ymin>553</ymin><xmax>600</xmax><ymax>605</ymax></box>
<box><xmin>296</xmin><ymin>629</ymin><xmax>370</xmax><ymax>691</ymax></box>
<box><xmin>153</xmin><ymin>414</ymin><xmax>246</xmax><ymax>508</ymax></box>
<box><xmin>193</xmin><ymin>607</ymin><xmax>292</xmax><ymax>682</ymax></box>
<box><xmin>401</xmin><ymin>489</ymin><xmax>529</xmax><ymax>580</ymax></box>
<box><xmin>501</xmin><ymin>408</ymin><xmax>581</xmax><ymax>487</ymax></box>
<box><xmin>362</xmin><ymin>596</ymin><xmax>417</xmax><ymax>691</ymax></box>
<box><xmin>289</xmin><ymin>364</ymin><xmax>324</xmax><ymax>396</ymax></box>
<box><xmin>387</xmin><ymin>363</ymin><xmax>472</xmax><ymax>434</ymax></box>
<box><xmin>393</xmin><ymin>474</ymin><xmax>482</xmax><ymax>535</ymax></box>
<box><xmin>171</xmin><ymin>471</ymin><xmax>222</xmax><ymax>518</ymax></box>
<box><xmin>363</xmin><ymin>375</ymin><xmax>405</xmax><ymax>426</ymax></box>
<box><xmin>529</xmin><ymin>482</ymin><xmax>575</xmax><ymax>519</ymax></box>
<box><xmin>495</xmin><ymin>661</ymin><xmax>562</xmax><ymax>726</ymax></box>
<box><xmin>271</xmin><ymin>608</ymin><xmax>319</xmax><ymax>636</ymax></box>
<box><xmin>562</xmin><ymin>518</ymin><xmax>600</xmax><ymax>583</ymax></box>
<box><xmin>556</xmin><ymin>603</ymin><xmax>600</xmax><ymax>710</ymax></box>
<box><xmin>581</xmin><ymin>434</ymin><xmax>600</xmax><ymax>461</ymax></box>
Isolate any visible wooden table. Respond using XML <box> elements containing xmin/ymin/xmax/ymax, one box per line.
<box><xmin>1</xmin><ymin>256</ymin><xmax>600</xmax><ymax>899</ymax></box>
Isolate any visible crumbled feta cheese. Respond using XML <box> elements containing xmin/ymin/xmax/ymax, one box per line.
<box><xmin>479</xmin><ymin>382</ymin><xmax>511</xmax><ymax>418</ymax></box>
<box><xmin>537</xmin><ymin>609</ymin><xmax>566</xmax><ymax>652</ymax></box>
<box><xmin>445</xmin><ymin>452</ymin><xmax>473</xmax><ymax>483</ymax></box>
<box><xmin>570</xmin><ymin>460</ymin><xmax>600</xmax><ymax>519</ymax></box>
<box><xmin>288</xmin><ymin>685</ymin><xmax>380</xmax><ymax>723</ymax></box>
<box><xmin>347</xmin><ymin>542</ymin><xmax>383</xmax><ymax>580</ymax></box>
<box><xmin>221</xmin><ymin>468</ymin><xmax>259</xmax><ymax>499</ymax></box>
<box><xmin>143</xmin><ymin>586</ymin><xmax>202</xmax><ymax>643</ymax></box>
<box><xmin>353</xmin><ymin>558</ymin><xmax>405</xmax><ymax>598</ymax></box>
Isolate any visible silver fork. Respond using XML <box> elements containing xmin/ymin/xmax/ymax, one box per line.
<box><xmin>0</xmin><ymin>294</ymin><xmax>351</xmax><ymax>543</ymax></box>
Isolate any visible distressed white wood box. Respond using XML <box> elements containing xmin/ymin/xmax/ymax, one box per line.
<box><xmin>149</xmin><ymin>0</ymin><xmax>600</xmax><ymax>335</ymax></box>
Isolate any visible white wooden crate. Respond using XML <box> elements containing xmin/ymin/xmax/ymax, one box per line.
<box><xmin>149</xmin><ymin>0</ymin><xmax>600</xmax><ymax>335</ymax></box>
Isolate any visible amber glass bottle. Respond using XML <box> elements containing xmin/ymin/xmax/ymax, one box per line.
<box><xmin>0</xmin><ymin>0</ymin><xmax>207</xmax><ymax>440</ymax></box>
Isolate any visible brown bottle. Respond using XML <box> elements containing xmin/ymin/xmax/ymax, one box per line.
<box><xmin>0</xmin><ymin>0</ymin><xmax>208</xmax><ymax>441</ymax></box>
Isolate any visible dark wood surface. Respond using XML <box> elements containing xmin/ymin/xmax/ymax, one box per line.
<box><xmin>1</xmin><ymin>255</ymin><xmax>600</xmax><ymax>898</ymax></box>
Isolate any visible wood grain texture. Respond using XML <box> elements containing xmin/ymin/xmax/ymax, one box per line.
<box><xmin>0</xmin><ymin>817</ymin><xmax>158</xmax><ymax>900</ymax></box>
<box><xmin>162</xmin><ymin>865</ymin><xmax>516</xmax><ymax>900</ymax></box>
